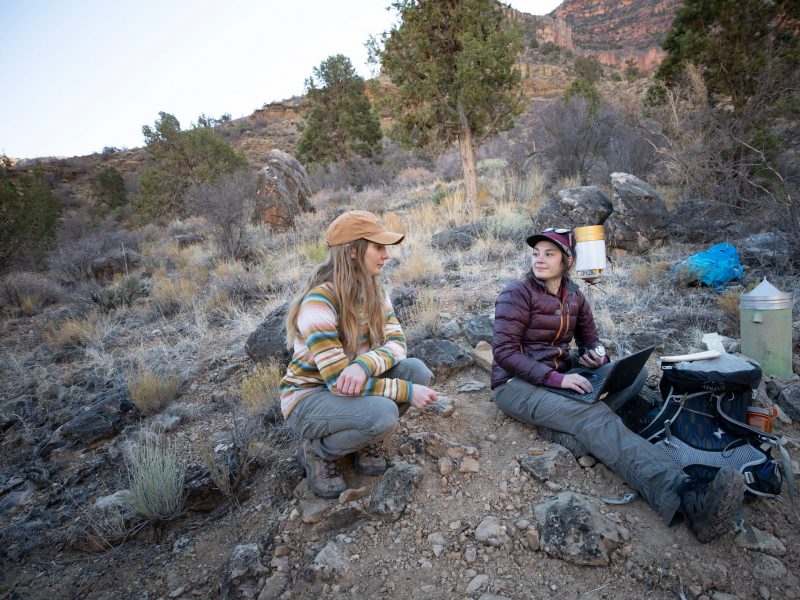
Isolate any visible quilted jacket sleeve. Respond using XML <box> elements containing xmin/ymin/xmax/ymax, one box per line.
<box><xmin>492</xmin><ymin>281</ymin><xmax>555</xmax><ymax>385</ymax></box>
<box><xmin>572</xmin><ymin>290</ymin><xmax>602</xmax><ymax>357</ymax></box>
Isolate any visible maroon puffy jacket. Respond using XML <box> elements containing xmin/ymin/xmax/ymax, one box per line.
<box><xmin>491</xmin><ymin>273</ymin><xmax>602</xmax><ymax>389</ymax></box>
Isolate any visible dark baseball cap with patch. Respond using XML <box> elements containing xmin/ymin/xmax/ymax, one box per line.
<box><xmin>525</xmin><ymin>228</ymin><xmax>574</xmax><ymax>257</ymax></box>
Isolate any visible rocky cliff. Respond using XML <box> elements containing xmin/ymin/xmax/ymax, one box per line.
<box><xmin>552</xmin><ymin>0</ymin><xmax>681</xmax><ymax>72</ymax></box>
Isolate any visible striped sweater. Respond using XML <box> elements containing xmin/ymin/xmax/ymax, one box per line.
<box><xmin>279</xmin><ymin>283</ymin><xmax>412</xmax><ymax>418</ymax></box>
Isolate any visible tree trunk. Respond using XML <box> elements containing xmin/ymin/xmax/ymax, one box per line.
<box><xmin>457</xmin><ymin>106</ymin><xmax>478</xmax><ymax>205</ymax></box>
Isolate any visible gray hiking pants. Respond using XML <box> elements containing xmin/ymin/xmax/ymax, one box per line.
<box><xmin>285</xmin><ymin>358</ymin><xmax>433</xmax><ymax>461</ymax></box>
<box><xmin>493</xmin><ymin>364</ymin><xmax>687</xmax><ymax>525</ymax></box>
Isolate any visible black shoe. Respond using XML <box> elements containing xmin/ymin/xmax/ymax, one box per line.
<box><xmin>678</xmin><ymin>467</ymin><xmax>745</xmax><ymax>543</ymax></box>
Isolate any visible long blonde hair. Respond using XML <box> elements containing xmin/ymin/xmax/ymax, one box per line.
<box><xmin>286</xmin><ymin>239</ymin><xmax>387</xmax><ymax>358</ymax></box>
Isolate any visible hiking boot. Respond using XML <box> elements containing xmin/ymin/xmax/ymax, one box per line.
<box><xmin>678</xmin><ymin>467</ymin><xmax>745</xmax><ymax>543</ymax></box>
<box><xmin>353</xmin><ymin>444</ymin><xmax>387</xmax><ymax>475</ymax></box>
<box><xmin>296</xmin><ymin>440</ymin><xmax>347</xmax><ymax>499</ymax></box>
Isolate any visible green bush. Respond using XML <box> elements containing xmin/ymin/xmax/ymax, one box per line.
<box><xmin>127</xmin><ymin>433</ymin><xmax>185</xmax><ymax>521</ymax></box>
<box><xmin>91</xmin><ymin>166</ymin><xmax>127</xmax><ymax>209</ymax></box>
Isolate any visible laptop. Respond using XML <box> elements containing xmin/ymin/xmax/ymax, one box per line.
<box><xmin>550</xmin><ymin>346</ymin><xmax>656</xmax><ymax>404</ymax></box>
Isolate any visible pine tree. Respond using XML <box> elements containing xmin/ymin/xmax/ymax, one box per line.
<box><xmin>371</xmin><ymin>0</ymin><xmax>523</xmax><ymax>204</ymax></box>
<box><xmin>296</xmin><ymin>55</ymin><xmax>382</xmax><ymax>167</ymax></box>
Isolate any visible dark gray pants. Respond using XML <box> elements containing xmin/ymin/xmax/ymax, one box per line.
<box><xmin>493</xmin><ymin>365</ymin><xmax>686</xmax><ymax>525</ymax></box>
<box><xmin>285</xmin><ymin>358</ymin><xmax>433</xmax><ymax>460</ymax></box>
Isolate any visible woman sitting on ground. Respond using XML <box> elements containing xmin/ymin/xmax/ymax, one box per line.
<box><xmin>280</xmin><ymin>210</ymin><xmax>439</xmax><ymax>498</ymax></box>
<box><xmin>491</xmin><ymin>227</ymin><xmax>744</xmax><ymax>543</ymax></box>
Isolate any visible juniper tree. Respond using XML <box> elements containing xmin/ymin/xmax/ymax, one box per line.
<box><xmin>135</xmin><ymin>112</ymin><xmax>247</xmax><ymax>221</ymax></box>
<box><xmin>371</xmin><ymin>0</ymin><xmax>523</xmax><ymax>204</ymax></box>
<box><xmin>296</xmin><ymin>54</ymin><xmax>382</xmax><ymax>167</ymax></box>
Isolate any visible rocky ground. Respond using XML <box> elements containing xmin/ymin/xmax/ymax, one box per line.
<box><xmin>2</xmin><ymin>344</ymin><xmax>800</xmax><ymax>600</ymax></box>
<box><xmin>2</xmin><ymin>171</ymin><xmax>800</xmax><ymax>599</ymax></box>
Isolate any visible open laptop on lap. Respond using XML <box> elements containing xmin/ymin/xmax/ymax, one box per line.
<box><xmin>550</xmin><ymin>346</ymin><xmax>656</xmax><ymax>404</ymax></box>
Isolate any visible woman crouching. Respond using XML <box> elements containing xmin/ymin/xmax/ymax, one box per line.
<box><xmin>280</xmin><ymin>210</ymin><xmax>439</xmax><ymax>498</ymax></box>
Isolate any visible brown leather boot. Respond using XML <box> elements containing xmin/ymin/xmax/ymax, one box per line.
<box><xmin>678</xmin><ymin>467</ymin><xmax>744</xmax><ymax>543</ymax></box>
<box><xmin>353</xmin><ymin>444</ymin><xmax>388</xmax><ymax>475</ymax></box>
<box><xmin>297</xmin><ymin>440</ymin><xmax>347</xmax><ymax>499</ymax></box>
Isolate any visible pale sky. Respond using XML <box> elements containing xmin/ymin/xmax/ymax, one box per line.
<box><xmin>0</xmin><ymin>1</ymin><xmax>562</xmax><ymax>159</ymax></box>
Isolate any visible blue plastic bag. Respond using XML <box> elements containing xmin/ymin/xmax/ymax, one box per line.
<box><xmin>673</xmin><ymin>243</ymin><xmax>743</xmax><ymax>292</ymax></box>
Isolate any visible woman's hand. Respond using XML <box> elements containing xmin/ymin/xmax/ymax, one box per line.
<box><xmin>561</xmin><ymin>373</ymin><xmax>593</xmax><ymax>394</ymax></box>
<box><xmin>335</xmin><ymin>364</ymin><xmax>367</xmax><ymax>395</ymax></box>
<box><xmin>410</xmin><ymin>384</ymin><xmax>439</xmax><ymax>411</ymax></box>
<box><xmin>578</xmin><ymin>349</ymin><xmax>606</xmax><ymax>368</ymax></box>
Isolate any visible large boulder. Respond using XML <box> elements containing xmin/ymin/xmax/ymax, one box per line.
<box><xmin>605</xmin><ymin>173</ymin><xmax>669</xmax><ymax>253</ymax></box>
<box><xmin>256</xmin><ymin>150</ymin><xmax>312</xmax><ymax>228</ymax></box>
<box><xmin>668</xmin><ymin>199</ymin><xmax>739</xmax><ymax>243</ymax></box>
<box><xmin>245</xmin><ymin>303</ymin><xmax>291</xmax><ymax>365</ymax></box>
<box><xmin>431</xmin><ymin>222</ymin><xmax>486</xmax><ymax>251</ymax></box>
<box><xmin>90</xmin><ymin>247</ymin><xmax>142</xmax><ymax>281</ymax></box>
<box><xmin>410</xmin><ymin>339</ymin><xmax>473</xmax><ymax>379</ymax></box>
<box><xmin>535</xmin><ymin>186</ymin><xmax>613</xmax><ymax>228</ymax></box>
<box><xmin>368</xmin><ymin>461</ymin><xmax>423</xmax><ymax>521</ymax></box>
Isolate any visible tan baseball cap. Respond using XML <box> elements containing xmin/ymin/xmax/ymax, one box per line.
<box><xmin>325</xmin><ymin>210</ymin><xmax>405</xmax><ymax>247</ymax></box>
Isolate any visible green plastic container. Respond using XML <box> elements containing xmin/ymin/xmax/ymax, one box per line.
<box><xmin>740</xmin><ymin>279</ymin><xmax>793</xmax><ymax>377</ymax></box>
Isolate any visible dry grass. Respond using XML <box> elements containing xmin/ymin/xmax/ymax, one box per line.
<box><xmin>44</xmin><ymin>312</ymin><xmax>107</xmax><ymax>349</ymax></box>
<box><xmin>128</xmin><ymin>367</ymin><xmax>180</xmax><ymax>415</ymax></box>
<box><xmin>240</xmin><ymin>358</ymin><xmax>283</xmax><ymax>413</ymax></box>
<box><xmin>393</xmin><ymin>247</ymin><xmax>444</xmax><ymax>285</ymax></box>
<box><xmin>402</xmin><ymin>289</ymin><xmax>441</xmax><ymax>339</ymax></box>
<box><xmin>301</xmin><ymin>238</ymin><xmax>328</xmax><ymax>264</ymax></box>
<box><xmin>151</xmin><ymin>277</ymin><xmax>200</xmax><ymax>315</ymax></box>
<box><xmin>630</xmin><ymin>260</ymin><xmax>672</xmax><ymax>287</ymax></box>
<box><xmin>717</xmin><ymin>290</ymin><xmax>740</xmax><ymax>323</ymax></box>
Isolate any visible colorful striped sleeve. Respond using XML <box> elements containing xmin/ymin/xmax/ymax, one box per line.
<box><xmin>353</xmin><ymin>297</ymin><xmax>407</xmax><ymax>377</ymax></box>
<box><xmin>296</xmin><ymin>288</ymin><xmax>350</xmax><ymax>389</ymax></box>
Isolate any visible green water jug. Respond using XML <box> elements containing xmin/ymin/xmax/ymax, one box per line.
<box><xmin>740</xmin><ymin>279</ymin><xmax>793</xmax><ymax>377</ymax></box>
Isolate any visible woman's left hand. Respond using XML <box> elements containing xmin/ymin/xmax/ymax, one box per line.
<box><xmin>579</xmin><ymin>349</ymin><xmax>606</xmax><ymax>368</ymax></box>
<box><xmin>335</xmin><ymin>364</ymin><xmax>367</xmax><ymax>395</ymax></box>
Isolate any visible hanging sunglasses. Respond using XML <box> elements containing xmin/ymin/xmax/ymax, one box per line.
<box><xmin>542</xmin><ymin>228</ymin><xmax>571</xmax><ymax>234</ymax></box>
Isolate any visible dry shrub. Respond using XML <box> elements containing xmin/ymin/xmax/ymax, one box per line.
<box><xmin>717</xmin><ymin>290</ymin><xmax>740</xmax><ymax>323</ymax></box>
<box><xmin>151</xmin><ymin>277</ymin><xmax>199</xmax><ymax>315</ymax></box>
<box><xmin>0</xmin><ymin>271</ymin><xmax>63</xmax><ymax>315</ymax></box>
<box><xmin>403</xmin><ymin>289</ymin><xmax>441</xmax><ymax>338</ymax></box>
<box><xmin>128</xmin><ymin>368</ymin><xmax>180</xmax><ymax>415</ymax></box>
<box><xmin>126</xmin><ymin>432</ymin><xmax>185</xmax><ymax>521</ymax></box>
<box><xmin>301</xmin><ymin>239</ymin><xmax>327</xmax><ymax>264</ymax></box>
<box><xmin>352</xmin><ymin>188</ymin><xmax>385</xmax><ymax>213</ymax></box>
<box><xmin>393</xmin><ymin>247</ymin><xmax>443</xmax><ymax>285</ymax></box>
<box><xmin>46</xmin><ymin>228</ymin><xmax>138</xmax><ymax>283</ymax></box>
<box><xmin>240</xmin><ymin>359</ymin><xmax>283</xmax><ymax>413</ymax></box>
<box><xmin>382</xmin><ymin>212</ymin><xmax>407</xmax><ymax>236</ymax></box>
<box><xmin>395</xmin><ymin>167</ymin><xmax>435</xmax><ymax>188</ymax></box>
<box><xmin>44</xmin><ymin>313</ymin><xmax>98</xmax><ymax>349</ymax></box>
<box><xmin>212</xmin><ymin>261</ymin><xmax>271</xmax><ymax>304</ymax></box>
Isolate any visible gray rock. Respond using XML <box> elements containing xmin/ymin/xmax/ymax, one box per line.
<box><xmin>90</xmin><ymin>248</ymin><xmax>142</xmax><ymax>281</ymax></box>
<box><xmin>390</xmin><ymin>286</ymin><xmax>418</xmax><ymax>324</ymax></box>
<box><xmin>466</xmin><ymin>574</ymin><xmax>489</xmax><ymax>595</ymax></box>
<box><xmin>174</xmin><ymin>233</ymin><xmax>204</xmax><ymax>248</ymax></box>
<box><xmin>518</xmin><ymin>445</ymin><xmax>575</xmax><ymax>482</ymax></box>
<box><xmin>310</xmin><ymin>541</ymin><xmax>351</xmax><ymax>583</ymax></box>
<box><xmin>535</xmin><ymin>186</ymin><xmax>613</xmax><ymax>228</ymax></box>
<box><xmin>474</xmin><ymin>516</ymin><xmax>508</xmax><ymax>548</ymax></box>
<box><xmin>534</xmin><ymin>491</ymin><xmax>629</xmax><ymax>565</ymax></box>
<box><xmin>222</xmin><ymin>544</ymin><xmax>268</xmax><ymax>600</ymax></box>
<box><xmin>368</xmin><ymin>461</ymin><xmax>423</xmax><ymax>520</ymax></box>
<box><xmin>431</xmin><ymin>223</ymin><xmax>486</xmax><ymax>251</ymax></box>
<box><xmin>245</xmin><ymin>303</ymin><xmax>291</xmax><ymax>365</ymax></box>
<box><xmin>93</xmin><ymin>490</ymin><xmax>137</xmax><ymax>521</ymax></box>
<box><xmin>457</xmin><ymin>381</ymin><xmax>487</xmax><ymax>393</ymax></box>
<box><xmin>605</xmin><ymin>172</ymin><xmax>669</xmax><ymax>253</ymax></box>
<box><xmin>313</xmin><ymin>503</ymin><xmax>369</xmax><ymax>535</ymax></box>
<box><xmin>406</xmin><ymin>432</ymin><xmax>477</xmax><ymax>460</ymax></box>
<box><xmin>738</xmin><ymin>232</ymin><xmax>792</xmax><ymax>268</ymax></box>
<box><xmin>463</xmin><ymin>315</ymin><xmax>494</xmax><ymax>347</ymax></box>
<box><xmin>777</xmin><ymin>383</ymin><xmax>800</xmax><ymax>421</ymax></box>
<box><xmin>299</xmin><ymin>499</ymin><xmax>331</xmax><ymax>524</ymax></box>
<box><xmin>438</xmin><ymin>319</ymin><xmax>462</xmax><ymax>339</ymax></box>
<box><xmin>426</xmin><ymin>396</ymin><xmax>455</xmax><ymax>417</ymax></box>
<box><xmin>478</xmin><ymin>595</ymin><xmax>511</xmax><ymax>600</ymax></box>
<box><xmin>411</xmin><ymin>339</ymin><xmax>472</xmax><ymax>379</ymax></box>
<box><xmin>256</xmin><ymin>149</ymin><xmax>312</xmax><ymax>228</ymax></box>
<box><xmin>734</xmin><ymin>526</ymin><xmax>787</xmax><ymax>556</ymax></box>
<box><xmin>752</xmin><ymin>555</ymin><xmax>787</xmax><ymax>580</ymax></box>
<box><xmin>257</xmin><ymin>572</ymin><xmax>289</xmax><ymax>600</ymax></box>
<box><xmin>669</xmin><ymin>199</ymin><xmax>738</xmax><ymax>243</ymax></box>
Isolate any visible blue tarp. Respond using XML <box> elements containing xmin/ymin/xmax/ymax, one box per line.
<box><xmin>673</xmin><ymin>243</ymin><xmax>743</xmax><ymax>292</ymax></box>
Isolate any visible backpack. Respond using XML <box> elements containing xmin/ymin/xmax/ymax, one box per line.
<box><xmin>639</xmin><ymin>354</ymin><xmax>792</xmax><ymax>502</ymax></box>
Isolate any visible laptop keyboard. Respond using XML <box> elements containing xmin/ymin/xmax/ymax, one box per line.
<box><xmin>556</xmin><ymin>371</ymin><xmax>606</xmax><ymax>403</ymax></box>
